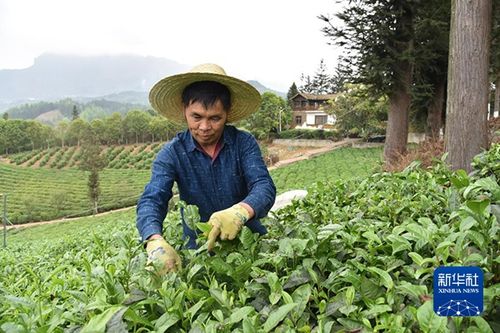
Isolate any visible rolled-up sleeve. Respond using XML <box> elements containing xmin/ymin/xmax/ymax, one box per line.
<box><xmin>136</xmin><ymin>145</ymin><xmax>176</xmax><ymax>241</ymax></box>
<box><xmin>240</xmin><ymin>135</ymin><xmax>276</xmax><ymax>219</ymax></box>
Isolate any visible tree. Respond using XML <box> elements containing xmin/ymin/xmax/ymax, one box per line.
<box><xmin>287</xmin><ymin>82</ymin><xmax>299</xmax><ymax>106</ymax></box>
<box><xmin>79</xmin><ymin>136</ymin><xmax>108</xmax><ymax>215</ymax></box>
<box><xmin>330</xmin><ymin>57</ymin><xmax>354</xmax><ymax>94</ymax></box>
<box><xmin>149</xmin><ymin>116</ymin><xmax>172</xmax><ymax>142</ymax></box>
<box><xmin>40</xmin><ymin>125</ymin><xmax>56</xmax><ymax>149</ymax></box>
<box><xmin>80</xmin><ymin>106</ymin><xmax>107</xmax><ymax>121</ymax></box>
<box><xmin>72</xmin><ymin>105</ymin><xmax>79</xmax><ymax>120</ymax></box>
<box><xmin>299</xmin><ymin>74</ymin><xmax>314</xmax><ymax>94</ymax></box>
<box><xmin>25</xmin><ymin>121</ymin><xmax>45</xmax><ymax>150</ymax></box>
<box><xmin>300</xmin><ymin>59</ymin><xmax>334</xmax><ymax>94</ymax></box>
<box><xmin>411</xmin><ymin>0</ymin><xmax>450</xmax><ymax>138</ymax></box>
<box><xmin>67</xmin><ymin>118</ymin><xmax>91</xmax><ymax>146</ymax></box>
<box><xmin>123</xmin><ymin>110</ymin><xmax>152</xmax><ymax>144</ymax></box>
<box><xmin>320</xmin><ymin>1</ymin><xmax>415</xmax><ymax>166</ymax></box>
<box><xmin>238</xmin><ymin>92</ymin><xmax>291</xmax><ymax>140</ymax></box>
<box><xmin>445</xmin><ymin>0</ymin><xmax>492</xmax><ymax>172</ymax></box>
<box><xmin>90</xmin><ymin>119</ymin><xmax>106</xmax><ymax>144</ymax></box>
<box><xmin>491</xmin><ymin>0</ymin><xmax>500</xmax><ymax>118</ymax></box>
<box><xmin>326</xmin><ymin>83</ymin><xmax>388</xmax><ymax>138</ymax></box>
<box><xmin>2</xmin><ymin>112</ymin><xmax>8</xmax><ymax>120</ymax></box>
<box><xmin>0</xmin><ymin>119</ymin><xmax>6</xmax><ymax>153</ymax></box>
<box><xmin>103</xmin><ymin>112</ymin><xmax>124</xmax><ymax>144</ymax></box>
<box><xmin>312</xmin><ymin>59</ymin><xmax>333</xmax><ymax>94</ymax></box>
<box><xmin>56</xmin><ymin>120</ymin><xmax>69</xmax><ymax>147</ymax></box>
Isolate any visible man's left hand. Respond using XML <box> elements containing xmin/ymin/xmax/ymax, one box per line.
<box><xmin>206</xmin><ymin>204</ymin><xmax>250</xmax><ymax>251</ymax></box>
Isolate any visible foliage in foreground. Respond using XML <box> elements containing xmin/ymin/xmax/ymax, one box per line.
<box><xmin>0</xmin><ymin>145</ymin><xmax>498</xmax><ymax>332</ymax></box>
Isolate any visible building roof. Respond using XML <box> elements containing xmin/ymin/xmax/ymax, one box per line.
<box><xmin>291</xmin><ymin>92</ymin><xmax>337</xmax><ymax>101</ymax></box>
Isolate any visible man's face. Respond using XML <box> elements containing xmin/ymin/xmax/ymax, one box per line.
<box><xmin>184</xmin><ymin>100</ymin><xmax>227</xmax><ymax>147</ymax></box>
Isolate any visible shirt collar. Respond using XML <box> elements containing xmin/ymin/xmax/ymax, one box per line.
<box><xmin>186</xmin><ymin>131</ymin><xmax>197</xmax><ymax>152</ymax></box>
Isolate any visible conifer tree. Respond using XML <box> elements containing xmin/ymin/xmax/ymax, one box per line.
<box><xmin>72</xmin><ymin>105</ymin><xmax>79</xmax><ymax>120</ymax></box>
<box><xmin>78</xmin><ymin>135</ymin><xmax>108</xmax><ymax>215</ymax></box>
<box><xmin>320</xmin><ymin>1</ymin><xmax>415</xmax><ymax>166</ymax></box>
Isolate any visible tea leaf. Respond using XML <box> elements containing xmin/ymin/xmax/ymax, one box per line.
<box><xmin>471</xmin><ymin>317</ymin><xmax>493</xmax><ymax>333</ymax></box>
<box><xmin>367</xmin><ymin>267</ymin><xmax>394</xmax><ymax>290</ymax></box>
<box><xmin>291</xmin><ymin>284</ymin><xmax>312</xmax><ymax>318</ymax></box>
<box><xmin>416</xmin><ymin>301</ymin><xmax>446</xmax><ymax>332</ymax></box>
<box><xmin>227</xmin><ymin>306</ymin><xmax>255</xmax><ymax>324</ymax></box>
<box><xmin>187</xmin><ymin>299</ymin><xmax>206</xmax><ymax>319</ymax></box>
<box><xmin>81</xmin><ymin>306</ymin><xmax>125</xmax><ymax>333</ymax></box>
<box><xmin>196</xmin><ymin>222</ymin><xmax>212</xmax><ymax>235</ymax></box>
<box><xmin>263</xmin><ymin>303</ymin><xmax>297</xmax><ymax>332</ymax></box>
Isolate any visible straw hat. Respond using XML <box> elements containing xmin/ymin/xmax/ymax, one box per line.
<box><xmin>149</xmin><ymin>63</ymin><xmax>261</xmax><ymax>124</ymax></box>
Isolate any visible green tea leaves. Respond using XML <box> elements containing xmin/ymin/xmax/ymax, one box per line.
<box><xmin>367</xmin><ymin>267</ymin><xmax>394</xmax><ymax>290</ymax></box>
<box><xmin>263</xmin><ymin>303</ymin><xmax>297</xmax><ymax>332</ymax></box>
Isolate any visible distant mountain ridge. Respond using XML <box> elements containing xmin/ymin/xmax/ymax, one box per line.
<box><xmin>0</xmin><ymin>54</ymin><xmax>285</xmax><ymax>112</ymax></box>
<box><xmin>0</xmin><ymin>53</ymin><xmax>189</xmax><ymax>102</ymax></box>
<box><xmin>4</xmin><ymin>98</ymin><xmax>148</xmax><ymax>123</ymax></box>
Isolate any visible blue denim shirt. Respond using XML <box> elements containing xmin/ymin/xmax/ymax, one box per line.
<box><xmin>136</xmin><ymin>125</ymin><xmax>276</xmax><ymax>248</ymax></box>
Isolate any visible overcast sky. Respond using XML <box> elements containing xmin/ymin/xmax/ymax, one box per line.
<box><xmin>0</xmin><ymin>0</ymin><xmax>345</xmax><ymax>92</ymax></box>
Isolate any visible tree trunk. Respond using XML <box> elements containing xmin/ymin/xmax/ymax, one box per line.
<box><xmin>495</xmin><ymin>73</ymin><xmax>500</xmax><ymax>118</ymax></box>
<box><xmin>427</xmin><ymin>79</ymin><xmax>446</xmax><ymax>139</ymax></box>
<box><xmin>384</xmin><ymin>69</ymin><xmax>413</xmax><ymax>166</ymax></box>
<box><xmin>383</xmin><ymin>3</ymin><xmax>413</xmax><ymax>168</ymax></box>
<box><xmin>490</xmin><ymin>88</ymin><xmax>495</xmax><ymax>119</ymax></box>
<box><xmin>445</xmin><ymin>0</ymin><xmax>492</xmax><ymax>173</ymax></box>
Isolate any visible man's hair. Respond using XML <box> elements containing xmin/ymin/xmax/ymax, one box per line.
<box><xmin>181</xmin><ymin>81</ymin><xmax>231</xmax><ymax>111</ymax></box>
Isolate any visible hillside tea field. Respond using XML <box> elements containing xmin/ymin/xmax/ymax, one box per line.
<box><xmin>7</xmin><ymin>143</ymin><xmax>164</xmax><ymax>170</ymax></box>
<box><xmin>0</xmin><ymin>145</ymin><xmax>498</xmax><ymax>332</ymax></box>
<box><xmin>0</xmin><ymin>164</ymin><xmax>151</xmax><ymax>224</ymax></box>
<box><xmin>1</xmin><ymin>147</ymin><xmax>383</xmax><ymax>224</ymax></box>
<box><xmin>269</xmin><ymin>147</ymin><xmax>382</xmax><ymax>193</ymax></box>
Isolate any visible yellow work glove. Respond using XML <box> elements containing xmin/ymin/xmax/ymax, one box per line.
<box><xmin>206</xmin><ymin>204</ymin><xmax>249</xmax><ymax>251</ymax></box>
<box><xmin>146</xmin><ymin>238</ymin><xmax>182</xmax><ymax>275</ymax></box>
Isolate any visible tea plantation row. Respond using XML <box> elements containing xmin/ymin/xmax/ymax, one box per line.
<box><xmin>0</xmin><ymin>147</ymin><xmax>383</xmax><ymax>224</ymax></box>
<box><xmin>7</xmin><ymin>143</ymin><xmax>163</xmax><ymax>170</ymax></box>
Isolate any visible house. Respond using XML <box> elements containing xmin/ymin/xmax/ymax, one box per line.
<box><xmin>290</xmin><ymin>92</ymin><xmax>336</xmax><ymax>129</ymax></box>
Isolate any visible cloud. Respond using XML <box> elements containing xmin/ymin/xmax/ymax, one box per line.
<box><xmin>0</xmin><ymin>0</ymin><xmax>344</xmax><ymax>91</ymax></box>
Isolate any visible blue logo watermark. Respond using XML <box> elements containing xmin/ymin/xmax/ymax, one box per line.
<box><xmin>433</xmin><ymin>266</ymin><xmax>483</xmax><ymax>316</ymax></box>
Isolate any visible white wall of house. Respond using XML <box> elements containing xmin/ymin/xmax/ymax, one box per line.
<box><xmin>304</xmin><ymin>112</ymin><xmax>335</xmax><ymax>126</ymax></box>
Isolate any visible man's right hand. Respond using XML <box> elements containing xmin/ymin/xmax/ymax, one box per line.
<box><xmin>146</xmin><ymin>237</ymin><xmax>181</xmax><ymax>274</ymax></box>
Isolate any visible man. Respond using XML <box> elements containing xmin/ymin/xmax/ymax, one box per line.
<box><xmin>136</xmin><ymin>64</ymin><xmax>276</xmax><ymax>274</ymax></box>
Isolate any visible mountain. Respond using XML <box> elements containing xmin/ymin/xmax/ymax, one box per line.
<box><xmin>0</xmin><ymin>53</ymin><xmax>286</xmax><ymax>113</ymax></box>
<box><xmin>87</xmin><ymin>91</ymin><xmax>150</xmax><ymax>105</ymax></box>
<box><xmin>0</xmin><ymin>53</ymin><xmax>189</xmax><ymax>102</ymax></box>
<box><xmin>35</xmin><ymin>110</ymin><xmax>66</xmax><ymax>126</ymax></box>
<box><xmin>247</xmin><ymin>80</ymin><xmax>286</xmax><ymax>98</ymax></box>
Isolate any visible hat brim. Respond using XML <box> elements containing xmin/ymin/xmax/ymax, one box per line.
<box><xmin>149</xmin><ymin>72</ymin><xmax>261</xmax><ymax>124</ymax></box>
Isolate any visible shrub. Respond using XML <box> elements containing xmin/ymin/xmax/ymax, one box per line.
<box><xmin>277</xmin><ymin>129</ymin><xmax>341</xmax><ymax>141</ymax></box>
<box><xmin>385</xmin><ymin>139</ymin><xmax>445</xmax><ymax>172</ymax></box>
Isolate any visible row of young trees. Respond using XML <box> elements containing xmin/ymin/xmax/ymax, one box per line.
<box><xmin>0</xmin><ymin>92</ymin><xmax>293</xmax><ymax>154</ymax></box>
<box><xmin>312</xmin><ymin>0</ymin><xmax>498</xmax><ymax>171</ymax></box>
<box><xmin>0</xmin><ymin>111</ymin><xmax>183</xmax><ymax>154</ymax></box>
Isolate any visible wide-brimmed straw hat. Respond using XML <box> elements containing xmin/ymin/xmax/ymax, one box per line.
<box><xmin>149</xmin><ymin>63</ymin><xmax>261</xmax><ymax>124</ymax></box>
